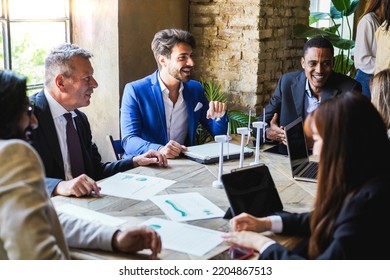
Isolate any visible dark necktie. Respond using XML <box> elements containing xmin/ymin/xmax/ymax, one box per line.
<box><xmin>64</xmin><ymin>113</ymin><xmax>85</xmax><ymax>178</ymax></box>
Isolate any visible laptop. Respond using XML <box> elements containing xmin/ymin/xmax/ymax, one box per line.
<box><xmin>183</xmin><ymin>142</ymin><xmax>253</xmax><ymax>164</ymax></box>
<box><xmin>221</xmin><ymin>164</ymin><xmax>283</xmax><ymax>219</ymax></box>
<box><xmin>285</xmin><ymin>117</ymin><xmax>318</xmax><ymax>183</ymax></box>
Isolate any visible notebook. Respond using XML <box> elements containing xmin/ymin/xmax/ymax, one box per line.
<box><xmin>221</xmin><ymin>164</ymin><xmax>283</xmax><ymax>219</ymax></box>
<box><xmin>285</xmin><ymin>117</ymin><xmax>318</xmax><ymax>183</ymax></box>
<box><xmin>183</xmin><ymin>142</ymin><xmax>253</xmax><ymax>164</ymax></box>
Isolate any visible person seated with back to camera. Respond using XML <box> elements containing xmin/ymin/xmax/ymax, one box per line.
<box><xmin>223</xmin><ymin>92</ymin><xmax>390</xmax><ymax>259</ymax></box>
<box><xmin>0</xmin><ymin>70</ymin><xmax>162</xmax><ymax>259</ymax></box>
<box><xmin>120</xmin><ymin>28</ymin><xmax>228</xmax><ymax>159</ymax></box>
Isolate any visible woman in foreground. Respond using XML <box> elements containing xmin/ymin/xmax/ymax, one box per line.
<box><xmin>223</xmin><ymin>92</ymin><xmax>390</xmax><ymax>259</ymax></box>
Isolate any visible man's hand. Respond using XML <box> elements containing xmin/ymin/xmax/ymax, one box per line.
<box><xmin>207</xmin><ymin>101</ymin><xmax>227</xmax><ymax>120</ymax></box>
<box><xmin>133</xmin><ymin>149</ymin><xmax>168</xmax><ymax>167</ymax></box>
<box><xmin>54</xmin><ymin>174</ymin><xmax>100</xmax><ymax>197</ymax></box>
<box><xmin>158</xmin><ymin>140</ymin><xmax>187</xmax><ymax>159</ymax></box>
<box><xmin>265</xmin><ymin>113</ymin><xmax>286</xmax><ymax>144</ymax></box>
<box><xmin>112</xmin><ymin>226</ymin><xmax>162</xmax><ymax>260</ymax></box>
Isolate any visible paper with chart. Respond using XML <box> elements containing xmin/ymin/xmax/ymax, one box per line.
<box><xmin>55</xmin><ymin>204</ymin><xmax>126</xmax><ymax>227</ymax></box>
<box><xmin>150</xmin><ymin>192</ymin><xmax>225</xmax><ymax>222</ymax></box>
<box><xmin>98</xmin><ymin>172</ymin><xmax>176</xmax><ymax>201</ymax></box>
<box><xmin>141</xmin><ymin>217</ymin><xmax>224</xmax><ymax>257</ymax></box>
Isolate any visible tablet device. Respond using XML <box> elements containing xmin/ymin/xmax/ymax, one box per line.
<box><xmin>221</xmin><ymin>164</ymin><xmax>283</xmax><ymax>219</ymax></box>
<box><xmin>183</xmin><ymin>142</ymin><xmax>253</xmax><ymax>164</ymax></box>
<box><xmin>263</xmin><ymin>143</ymin><xmax>288</xmax><ymax>156</ymax></box>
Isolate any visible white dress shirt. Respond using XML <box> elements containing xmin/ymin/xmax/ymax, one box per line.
<box><xmin>158</xmin><ymin>75</ymin><xmax>188</xmax><ymax>144</ymax></box>
<box><xmin>44</xmin><ymin>90</ymin><xmax>78</xmax><ymax>180</ymax></box>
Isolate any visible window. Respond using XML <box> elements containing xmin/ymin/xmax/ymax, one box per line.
<box><xmin>310</xmin><ymin>0</ymin><xmax>332</xmax><ymax>28</ymax></box>
<box><xmin>0</xmin><ymin>0</ymin><xmax>70</xmax><ymax>94</ymax></box>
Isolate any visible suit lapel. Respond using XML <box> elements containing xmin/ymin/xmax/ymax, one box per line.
<box><xmin>34</xmin><ymin>91</ymin><xmax>64</xmax><ymax>170</ymax></box>
<box><xmin>182</xmin><ymin>83</ymin><xmax>197</xmax><ymax>145</ymax></box>
<box><xmin>151</xmin><ymin>72</ymin><xmax>168</xmax><ymax>142</ymax></box>
<box><xmin>291</xmin><ymin>71</ymin><xmax>307</xmax><ymax>118</ymax></box>
<box><xmin>321</xmin><ymin>72</ymin><xmax>339</xmax><ymax>101</ymax></box>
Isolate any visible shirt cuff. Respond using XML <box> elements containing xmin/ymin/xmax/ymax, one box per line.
<box><xmin>260</xmin><ymin>240</ymin><xmax>276</xmax><ymax>254</ymax></box>
<box><xmin>268</xmin><ymin>215</ymin><xmax>283</xmax><ymax>233</ymax></box>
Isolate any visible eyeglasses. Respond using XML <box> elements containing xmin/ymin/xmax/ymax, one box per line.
<box><xmin>26</xmin><ymin>103</ymin><xmax>35</xmax><ymax>118</ymax></box>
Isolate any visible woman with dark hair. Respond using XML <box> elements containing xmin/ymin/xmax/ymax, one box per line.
<box><xmin>222</xmin><ymin>92</ymin><xmax>390</xmax><ymax>259</ymax></box>
<box><xmin>0</xmin><ymin>70</ymin><xmax>161</xmax><ymax>259</ymax></box>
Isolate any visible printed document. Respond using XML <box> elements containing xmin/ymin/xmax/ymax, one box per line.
<box><xmin>150</xmin><ymin>192</ymin><xmax>225</xmax><ymax>222</ymax></box>
<box><xmin>141</xmin><ymin>217</ymin><xmax>224</xmax><ymax>257</ymax></box>
<box><xmin>98</xmin><ymin>172</ymin><xmax>176</xmax><ymax>201</ymax></box>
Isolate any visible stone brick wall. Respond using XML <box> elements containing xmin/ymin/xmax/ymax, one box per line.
<box><xmin>189</xmin><ymin>0</ymin><xmax>309</xmax><ymax>115</ymax></box>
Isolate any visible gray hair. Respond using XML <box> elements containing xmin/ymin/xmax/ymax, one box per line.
<box><xmin>151</xmin><ymin>29</ymin><xmax>196</xmax><ymax>70</ymax></box>
<box><xmin>44</xmin><ymin>43</ymin><xmax>93</xmax><ymax>88</ymax></box>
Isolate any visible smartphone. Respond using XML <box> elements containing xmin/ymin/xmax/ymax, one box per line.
<box><xmin>228</xmin><ymin>246</ymin><xmax>255</xmax><ymax>260</ymax></box>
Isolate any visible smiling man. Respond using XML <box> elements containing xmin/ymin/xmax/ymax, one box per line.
<box><xmin>261</xmin><ymin>36</ymin><xmax>362</xmax><ymax>144</ymax></box>
<box><xmin>120</xmin><ymin>29</ymin><xmax>228</xmax><ymax>159</ymax></box>
<box><xmin>30</xmin><ymin>43</ymin><xmax>167</xmax><ymax>197</ymax></box>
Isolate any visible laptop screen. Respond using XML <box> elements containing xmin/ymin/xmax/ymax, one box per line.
<box><xmin>285</xmin><ymin>117</ymin><xmax>310</xmax><ymax>174</ymax></box>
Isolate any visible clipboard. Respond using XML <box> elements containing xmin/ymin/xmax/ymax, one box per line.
<box><xmin>183</xmin><ymin>142</ymin><xmax>254</xmax><ymax>164</ymax></box>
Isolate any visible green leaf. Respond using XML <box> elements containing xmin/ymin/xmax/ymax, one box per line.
<box><xmin>330</xmin><ymin>38</ymin><xmax>355</xmax><ymax>50</ymax></box>
<box><xmin>293</xmin><ymin>24</ymin><xmax>335</xmax><ymax>38</ymax></box>
<box><xmin>330</xmin><ymin>5</ymin><xmax>343</xmax><ymax>19</ymax></box>
<box><xmin>320</xmin><ymin>24</ymin><xmax>341</xmax><ymax>34</ymax></box>
<box><xmin>346</xmin><ymin>0</ymin><xmax>360</xmax><ymax>17</ymax></box>
<box><xmin>331</xmin><ymin>0</ymin><xmax>351</xmax><ymax>12</ymax></box>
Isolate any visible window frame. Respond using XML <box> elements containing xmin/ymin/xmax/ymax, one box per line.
<box><xmin>0</xmin><ymin>0</ymin><xmax>71</xmax><ymax>92</ymax></box>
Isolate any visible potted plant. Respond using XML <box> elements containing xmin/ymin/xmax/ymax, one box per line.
<box><xmin>195</xmin><ymin>79</ymin><xmax>255</xmax><ymax>145</ymax></box>
<box><xmin>293</xmin><ymin>0</ymin><xmax>360</xmax><ymax>76</ymax></box>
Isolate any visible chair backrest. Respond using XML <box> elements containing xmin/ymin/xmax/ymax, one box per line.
<box><xmin>106</xmin><ymin>135</ymin><xmax>124</xmax><ymax>161</ymax></box>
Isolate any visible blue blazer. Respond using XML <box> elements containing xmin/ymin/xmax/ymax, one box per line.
<box><xmin>120</xmin><ymin>70</ymin><xmax>228</xmax><ymax>157</ymax></box>
<box><xmin>260</xmin><ymin>173</ymin><xmax>390</xmax><ymax>260</ymax></box>
<box><xmin>30</xmin><ymin>90</ymin><xmax>135</xmax><ymax>195</ymax></box>
<box><xmin>264</xmin><ymin>70</ymin><xmax>362</xmax><ymax>127</ymax></box>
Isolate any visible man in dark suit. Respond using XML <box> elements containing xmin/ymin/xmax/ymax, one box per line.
<box><xmin>30</xmin><ymin>43</ymin><xmax>167</xmax><ymax>197</ymax></box>
<box><xmin>262</xmin><ymin>36</ymin><xmax>362</xmax><ymax>144</ymax></box>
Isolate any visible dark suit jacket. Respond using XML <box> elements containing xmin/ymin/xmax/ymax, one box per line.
<box><xmin>260</xmin><ymin>173</ymin><xmax>390</xmax><ymax>260</ymax></box>
<box><xmin>30</xmin><ymin>90</ymin><xmax>135</xmax><ymax>195</ymax></box>
<box><xmin>264</xmin><ymin>70</ymin><xmax>362</xmax><ymax>127</ymax></box>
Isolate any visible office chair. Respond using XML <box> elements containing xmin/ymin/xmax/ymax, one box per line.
<box><xmin>106</xmin><ymin>135</ymin><xmax>124</xmax><ymax>160</ymax></box>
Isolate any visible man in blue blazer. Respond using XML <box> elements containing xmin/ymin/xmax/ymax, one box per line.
<box><xmin>121</xmin><ymin>29</ymin><xmax>228</xmax><ymax>159</ymax></box>
<box><xmin>30</xmin><ymin>43</ymin><xmax>167</xmax><ymax>197</ymax></box>
<box><xmin>262</xmin><ymin>36</ymin><xmax>362</xmax><ymax>144</ymax></box>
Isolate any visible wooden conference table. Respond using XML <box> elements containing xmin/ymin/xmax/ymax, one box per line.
<box><xmin>51</xmin><ymin>141</ymin><xmax>318</xmax><ymax>260</ymax></box>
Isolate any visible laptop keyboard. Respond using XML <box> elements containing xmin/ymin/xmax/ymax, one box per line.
<box><xmin>301</xmin><ymin>162</ymin><xmax>318</xmax><ymax>178</ymax></box>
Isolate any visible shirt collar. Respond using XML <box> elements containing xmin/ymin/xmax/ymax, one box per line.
<box><xmin>157</xmin><ymin>72</ymin><xmax>184</xmax><ymax>95</ymax></box>
<box><xmin>305</xmin><ymin>79</ymin><xmax>313</xmax><ymax>97</ymax></box>
<box><xmin>44</xmin><ymin>89</ymin><xmax>77</xmax><ymax>119</ymax></box>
